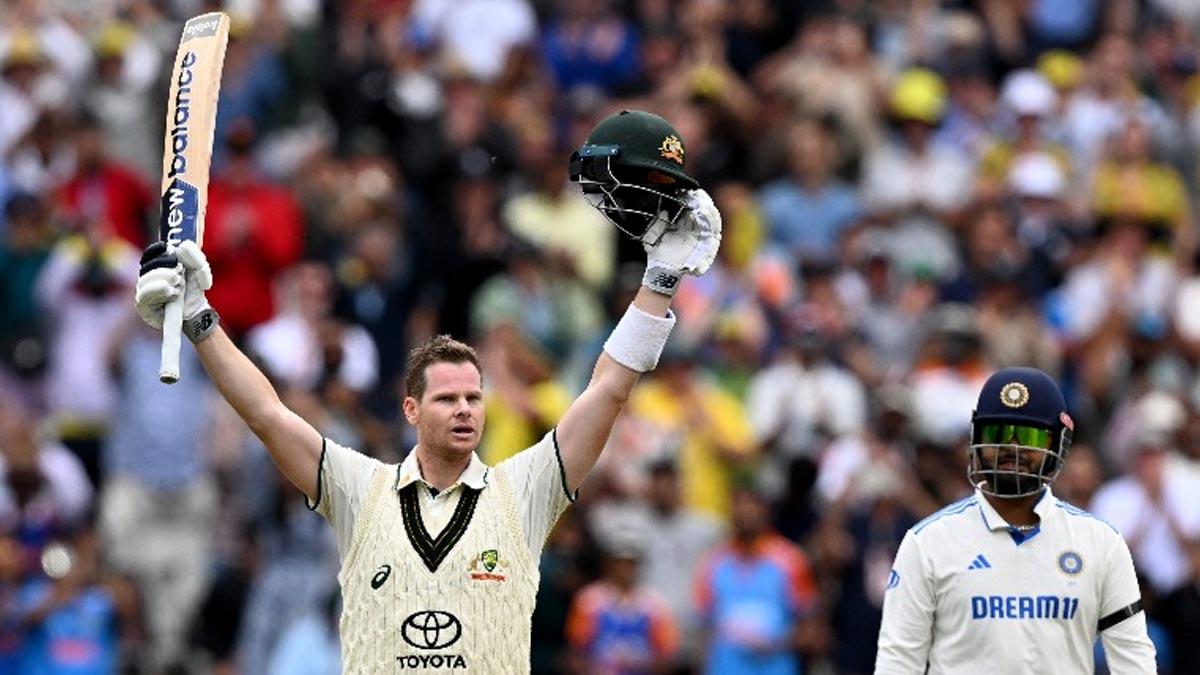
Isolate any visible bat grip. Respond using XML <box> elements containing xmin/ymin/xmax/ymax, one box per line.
<box><xmin>159</xmin><ymin>295</ymin><xmax>185</xmax><ymax>383</ymax></box>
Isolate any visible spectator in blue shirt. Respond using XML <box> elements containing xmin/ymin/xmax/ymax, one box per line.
<box><xmin>541</xmin><ymin>0</ymin><xmax>641</xmax><ymax>95</ymax></box>
<box><xmin>757</xmin><ymin>116</ymin><xmax>861</xmax><ymax>266</ymax></box>
<box><xmin>695</xmin><ymin>489</ymin><xmax>817</xmax><ymax>675</ymax></box>
<box><xmin>11</xmin><ymin>527</ymin><xmax>120</xmax><ymax>675</ymax></box>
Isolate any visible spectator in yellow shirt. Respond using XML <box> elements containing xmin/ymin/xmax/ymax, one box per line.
<box><xmin>626</xmin><ymin>346</ymin><xmax>756</xmax><ymax>520</ymax></box>
<box><xmin>1092</xmin><ymin>115</ymin><xmax>1194</xmax><ymax>263</ymax></box>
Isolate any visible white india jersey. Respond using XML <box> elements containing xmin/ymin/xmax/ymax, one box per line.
<box><xmin>875</xmin><ymin>487</ymin><xmax>1156</xmax><ymax>675</ymax></box>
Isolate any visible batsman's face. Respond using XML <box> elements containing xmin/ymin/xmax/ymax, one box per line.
<box><xmin>405</xmin><ymin>362</ymin><xmax>485</xmax><ymax>456</ymax></box>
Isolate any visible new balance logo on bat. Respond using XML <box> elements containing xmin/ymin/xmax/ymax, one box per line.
<box><xmin>968</xmin><ymin>554</ymin><xmax>992</xmax><ymax>570</ymax></box>
<box><xmin>167</xmin><ymin>52</ymin><xmax>196</xmax><ymax>179</ymax></box>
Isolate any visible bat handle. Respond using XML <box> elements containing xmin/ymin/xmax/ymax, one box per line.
<box><xmin>159</xmin><ymin>295</ymin><xmax>185</xmax><ymax>383</ymax></box>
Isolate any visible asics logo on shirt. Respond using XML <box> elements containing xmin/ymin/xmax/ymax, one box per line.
<box><xmin>371</xmin><ymin>564</ymin><xmax>392</xmax><ymax>590</ymax></box>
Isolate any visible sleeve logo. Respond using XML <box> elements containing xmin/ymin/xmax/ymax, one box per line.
<box><xmin>886</xmin><ymin>569</ymin><xmax>900</xmax><ymax>590</ymax></box>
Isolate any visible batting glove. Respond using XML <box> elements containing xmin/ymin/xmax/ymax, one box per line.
<box><xmin>642</xmin><ymin>188</ymin><xmax>722</xmax><ymax>296</ymax></box>
<box><xmin>135</xmin><ymin>240</ymin><xmax>213</xmax><ymax>330</ymax></box>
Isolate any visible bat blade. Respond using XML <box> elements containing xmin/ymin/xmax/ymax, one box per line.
<box><xmin>158</xmin><ymin>12</ymin><xmax>229</xmax><ymax>384</ymax></box>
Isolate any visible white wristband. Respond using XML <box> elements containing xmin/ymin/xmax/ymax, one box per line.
<box><xmin>603</xmin><ymin>305</ymin><xmax>676</xmax><ymax>372</ymax></box>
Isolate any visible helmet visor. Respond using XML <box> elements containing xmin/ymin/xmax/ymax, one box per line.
<box><xmin>974</xmin><ymin>423</ymin><xmax>1053</xmax><ymax>449</ymax></box>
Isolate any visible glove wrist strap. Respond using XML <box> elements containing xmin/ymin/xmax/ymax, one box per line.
<box><xmin>183</xmin><ymin>307</ymin><xmax>220</xmax><ymax>344</ymax></box>
<box><xmin>642</xmin><ymin>265</ymin><xmax>682</xmax><ymax>297</ymax></box>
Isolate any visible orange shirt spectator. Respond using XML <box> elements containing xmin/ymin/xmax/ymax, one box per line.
<box><xmin>567</xmin><ymin>547</ymin><xmax>679</xmax><ymax>675</ymax></box>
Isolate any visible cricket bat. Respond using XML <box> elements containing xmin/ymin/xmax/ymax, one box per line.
<box><xmin>158</xmin><ymin>12</ymin><xmax>229</xmax><ymax>383</ymax></box>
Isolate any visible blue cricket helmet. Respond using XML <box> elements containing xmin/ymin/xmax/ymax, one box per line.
<box><xmin>969</xmin><ymin>367</ymin><xmax>1074</xmax><ymax>498</ymax></box>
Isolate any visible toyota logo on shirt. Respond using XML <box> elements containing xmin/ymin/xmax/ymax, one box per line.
<box><xmin>401</xmin><ymin>611</ymin><xmax>462</xmax><ymax>650</ymax></box>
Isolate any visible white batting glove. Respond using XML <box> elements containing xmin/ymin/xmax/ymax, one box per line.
<box><xmin>642</xmin><ymin>188</ymin><xmax>722</xmax><ymax>296</ymax></box>
<box><xmin>135</xmin><ymin>240</ymin><xmax>213</xmax><ymax>329</ymax></box>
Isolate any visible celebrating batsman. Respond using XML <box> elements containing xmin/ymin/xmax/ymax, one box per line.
<box><xmin>133</xmin><ymin>110</ymin><xmax>720</xmax><ymax>672</ymax></box>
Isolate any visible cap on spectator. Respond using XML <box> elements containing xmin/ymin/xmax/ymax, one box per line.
<box><xmin>1136</xmin><ymin>391</ymin><xmax>1185</xmax><ymax>438</ymax></box>
<box><xmin>890</xmin><ymin>68</ymin><xmax>947</xmax><ymax>124</ymax></box>
<box><xmin>1037</xmin><ymin>50</ymin><xmax>1084</xmax><ymax>90</ymax></box>
<box><xmin>854</xmin><ymin>466</ymin><xmax>903</xmax><ymax>502</ymax></box>
<box><xmin>603</xmin><ymin>534</ymin><xmax>646</xmax><ymax>561</ymax></box>
<box><xmin>937</xmin><ymin>11</ymin><xmax>986</xmax><ymax>51</ymax></box>
<box><xmin>2</xmin><ymin>32</ymin><xmax>44</xmax><ymax>70</ymax></box>
<box><xmin>93</xmin><ymin>22</ymin><xmax>136</xmax><ymax>60</ymax></box>
<box><xmin>1001</xmin><ymin>70</ymin><xmax>1056</xmax><ymax>117</ymax></box>
<box><xmin>1008</xmin><ymin>152</ymin><xmax>1066</xmax><ymax>199</ymax></box>
<box><xmin>595</xmin><ymin>520</ymin><xmax>648</xmax><ymax>561</ymax></box>
<box><xmin>1130</xmin><ymin>427</ymin><xmax>1170</xmax><ymax>454</ymax></box>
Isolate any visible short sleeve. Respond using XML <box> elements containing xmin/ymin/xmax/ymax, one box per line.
<box><xmin>307</xmin><ymin>438</ymin><xmax>384</xmax><ymax>557</ymax></box>
<box><xmin>495</xmin><ymin>428</ymin><xmax>573</xmax><ymax>559</ymax></box>
<box><xmin>875</xmin><ymin>530</ymin><xmax>935</xmax><ymax>675</ymax></box>
<box><xmin>1099</xmin><ymin>533</ymin><xmax>1142</xmax><ymax>618</ymax></box>
<box><xmin>1097</xmin><ymin>533</ymin><xmax>1157</xmax><ymax>673</ymax></box>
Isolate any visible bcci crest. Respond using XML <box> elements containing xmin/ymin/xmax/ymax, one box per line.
<box><xmin>659</xmin><ymin>135</ymin><xmax>685</xmax><ymax>164</ymax></box>
<box><xmin>1058</xmin><ymin>551</ymin><xmax>1083</xmax><ymax>576</ymax></box>
<box><xmin>1000</xmin><ymin>382</ymin><xmax>1030</xmax><ymax>408</ymax></box>
<box><xmin>469</xmin><ymin>549</ymin><xmax>508</xmax><ymax>582</ymax></box>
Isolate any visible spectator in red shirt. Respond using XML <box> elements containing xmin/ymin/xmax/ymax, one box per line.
<box><xmin>58</xmin><ymin>113</ymin><xmax>153</xmax><ymax>248</ymax></box>
<box><xmin>203</xmin><ymin>120</ymin><xmax>303</xmax><ymax>337</ymax></box>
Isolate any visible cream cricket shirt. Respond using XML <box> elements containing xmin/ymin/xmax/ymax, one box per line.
<box><xmin>875</xmin><ymin>487</ymin><xmax>1156</xmax><ymax>675</ymax></box>
<box><xmin>308</xmin><ymin>430</ymin><xmax>574</xmax><ymax>674</ymax></box>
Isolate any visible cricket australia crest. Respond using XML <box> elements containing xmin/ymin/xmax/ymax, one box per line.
<box><xmin>469</xmin><ymin>549</ymin><xmax>508</xmax><ymax>582</ymax></box>
<box><xmin>659</xmin><ymin>134</ymin><xmax>685</xmax><ymax>164</ymax></box>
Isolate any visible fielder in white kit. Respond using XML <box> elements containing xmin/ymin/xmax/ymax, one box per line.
<box><xmin>875</xmin><ymin>367</ymin><xmax>1156</xmax><ymax>674</ymax></box>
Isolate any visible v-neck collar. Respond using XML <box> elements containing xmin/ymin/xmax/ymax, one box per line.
<box><xmin>398</xmin><ymin>482</ymin><xmax>481</xmax><ymax>572</ymax></box>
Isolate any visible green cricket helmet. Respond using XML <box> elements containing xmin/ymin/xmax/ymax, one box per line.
<box><xmin>569</xmin><ymin>110</ymin><xmax>700</xmax><ymax>242</ymax></box>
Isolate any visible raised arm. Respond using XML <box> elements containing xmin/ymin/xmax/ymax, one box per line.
<box><xmin>135</xmin><ymin>241</ymin><xmax>323</xmax><ymax>499</ymax></box>
<box><xmin>556</xmin><ymin>288</ymin><xmax>671</xmax><ymax>490</ymax></box>
<box><xmin>556</xmin><ymin>189</ymin><xmax>721</xmax><ymax>492</ymax></box>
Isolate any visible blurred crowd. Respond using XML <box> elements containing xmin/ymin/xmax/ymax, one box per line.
<box><xmin>3</xmin><ymin>0</ymin><xmax>1200</xmax><ymax>673</ymax></box>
